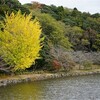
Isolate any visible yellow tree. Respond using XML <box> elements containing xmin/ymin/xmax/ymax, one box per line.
<box><xmin>0</xmin><ymin>11</ymin><xmax>43</xmax><ymax>71</ymax></box>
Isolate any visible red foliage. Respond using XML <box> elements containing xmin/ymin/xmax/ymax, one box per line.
<box><xmin>52</xmin><ymin>59</ymin><xmax>61</xmax><ymax>70</ymax></box>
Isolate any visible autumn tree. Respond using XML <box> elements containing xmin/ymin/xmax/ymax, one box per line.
<box><xmin>0</xmin><ymin>11</ymin><xmax>43</xmax><ymax>71</ymax></box>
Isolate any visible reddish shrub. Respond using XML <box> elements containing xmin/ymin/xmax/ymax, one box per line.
<box><xmin>52</xmin><ymin>59</ymin><xmax>61</xmax><ymax>70</ymax></box>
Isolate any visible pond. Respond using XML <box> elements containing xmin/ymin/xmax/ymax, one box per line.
<box><xmin>0</xmin><ymin>74</ymin><xmax>100</xmax><ymax>100</ymax></box>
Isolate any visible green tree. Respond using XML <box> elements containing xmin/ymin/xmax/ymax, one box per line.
<box><xmin>0</xmin><ymin>11</ymin><xmax>43</xmax><ymax>71</ymax></box>
<box><xmin>33</xmin><ymin>13</ymin><xmax>71</xmax><ymax>49</ymax></box>
<box><xmin>65</xmin><ymin>25</ymin><xmax>84</xmax><ymax>50</ymax></box>
<box><xmin>93</xmin><ymin>34</ymin><xmax>100</xmax><ymax>51</ymax></box>
<box><xmin>83</xmin><ymin>28</ymin><xmax>97</xmax><ymax>51</ymax></box>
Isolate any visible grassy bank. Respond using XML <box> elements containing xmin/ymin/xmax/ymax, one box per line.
<box><xmin>0</xmin><ymin>65</ymin><xmax>100</xmax><ymax>87</ymax></box>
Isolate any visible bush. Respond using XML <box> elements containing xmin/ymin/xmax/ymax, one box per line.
<box><xmin>82</xmin><ymin>60</ymin><xmax>93</xmax><ymax>70</ymax></box>
<box><xmin>0</xmin><ymin>11</ymin><xmax>43</xmax><ymax>71</ymax></box>
<box><xmin>49</xmin><ymin>46</ymin><xmax>75</xmax><ymax>71</ymax></box>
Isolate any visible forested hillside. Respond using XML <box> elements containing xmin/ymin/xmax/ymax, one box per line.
<box><xmin>36</xmin><ymin>2</ymin><xmax>100</xmax><ymax>51</ymax></box>
<box><xmin>0</xmin><ymin>0</ymin><xmax>100</xmax><ymax>72</ymax></box>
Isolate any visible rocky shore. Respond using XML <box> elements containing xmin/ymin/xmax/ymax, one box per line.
<box><xmin>0</xmin><ymin>69</ymin><xmax>100</xmax><ymax>87</ymax></box>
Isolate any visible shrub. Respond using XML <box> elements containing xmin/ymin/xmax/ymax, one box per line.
<box><xmin>52</xmin><ymin>59</ymin><xmax>61</xmax><ymax>71</ymax></box>
<box><xmin>49</xmin><ymin>46</ymin><xmax>75</xmax><ymax>71</ymax></box>
<box><xmin>0</xmin><ymin>11</ymin><xmax>43</xmax><ymax>71</ymax></box>
<box><xmin>82</xmin><ymin>60</ymin><xmax>93</xmax><ymax>70</ymax></box>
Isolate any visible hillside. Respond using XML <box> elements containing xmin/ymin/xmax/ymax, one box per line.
<box><xmin>0</xmin><ymin>0</ymin><xmax>100</xmax><ymax>72</ymax></box>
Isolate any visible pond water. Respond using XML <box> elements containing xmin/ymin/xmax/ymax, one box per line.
<box><xmin>0</xmin><ymin>74</ymin><xmax>100</xmax><ymax>100</ymax></box>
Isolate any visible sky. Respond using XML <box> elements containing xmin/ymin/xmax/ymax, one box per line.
<box><xmin>18</xmin><ymin>0</ymin><xmax>100</xmax><ymax>14</ymax></box>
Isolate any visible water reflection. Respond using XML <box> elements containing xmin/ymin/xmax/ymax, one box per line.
<box><xmin>0</xmin><ymin>81</ymin><xmax>44</xmax><ymax>100</ymax></box>
<box><xmin>0</xmin><ymin>75</ymin><xmax>100</xmax><ymax>100</ymax></box>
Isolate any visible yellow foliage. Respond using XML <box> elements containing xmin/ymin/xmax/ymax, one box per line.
<box><xmin>0</xmin><ymin>11</ymin><xmax>43</xmax><ymax>71</ymax></box>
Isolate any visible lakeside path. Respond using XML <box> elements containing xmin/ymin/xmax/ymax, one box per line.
<box><xmin>1</xmin><ymin>69</ymin><xmax>100</xmax><ymax>87</ymax></box>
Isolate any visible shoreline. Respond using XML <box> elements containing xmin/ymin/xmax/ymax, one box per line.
<box><xmin>1</xmin><ymin>69</ymin><xmax>100</xmax><ymax>87</ymax></box>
